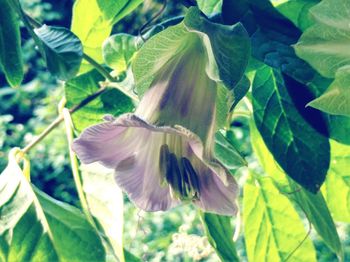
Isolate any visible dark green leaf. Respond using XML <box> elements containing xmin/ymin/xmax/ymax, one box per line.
<box><xmin>65</xmin><ymin>69</ymin><xmax>134</xmax><ymax>132</ymax></box>
<box><xmin>230</xmin><ymin>75</ymin><xmax>250</xmax><ymax>111</ymax></box>
<box><xmin>199</xmin><ymin>212</ymin><xmax>239</xmax><ymax>262</ymax></box>
<box><xmin>0</xmin><ymin>0</ymin><xmax>23</xmax><ymax>87</ymax></box>
<box><xmin>184</xmin><ymin>7</ymin><xmax>250</xmax><ymax>90</ymax></box>
<box><xmin>0</xmin><ymin>149</ymin><xmax>105</xmax><ymax>261</ymax></box>
<box><xmin>252</xmin><ymin>65</ymin><xmax>330</xmax><ymax>192</ymax></box>
<box><xmin>34</xmin><ymin>25</ymin><xmax>83</xmax><ymax>80</ymax></box>
<box><xmin>102</xmin><ymin>34</ymin><xmax>137</xmax><ymax>73</ymax></box>
<box><xmin>243</xmin><ymin>173</ymin><xmax>316</xmax><ymax>262</ymax></box>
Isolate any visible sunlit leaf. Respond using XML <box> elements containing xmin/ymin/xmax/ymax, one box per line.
<box><xmin>199</xmin><ymin>212</ymin><xmax>239</xmax><ymax>262</ymax></box>
<box><xmin>71</xmin><ymin>0</ymin><xmax>142</xmax><ymax>73</ymax></box>
<box><xmin>243</xmin><ymin>173</ymin><xmax>316</xmax><ymax>262</ymax></box>
<box><xmin>0</xmin><ymin>0</ymin><xmax>23</xmax><ymax>87</ymax></box>
<box><xmin>323</xmin><ymin>140</ymin><xmax>350</xmax><ymax>223</ymax></box>
<box><xmin>252</xmin><ymin>65</ymin><xmax>330</xmax><ymax>192</ymax></box>
<box><xmin>64</xmin><ymin>69</ymin><xmax>134</xmax><ymax>132</ymax></box>
<box><xmin>0</xmin><ymin>149</ymin><xmax>105</xmax><ymax>261</ymax></box>
<box><xmin>102</xmin><ymin>34</ymin><xmax>137</xmax><ymax>73</ymax></box>
<box><xmin>81</xmin><ymin>163</ymin><xmax>124</xmax><ymax>261</ymax></box>
<box><xmin>34</xmin><ymin>25</ymin><xmax>83</xmax><ymax>80</ymax></box>
<box><xmin>250</xmin><ymin>121</ymin><xmax>343</xmax><ymax>259</ymax></box>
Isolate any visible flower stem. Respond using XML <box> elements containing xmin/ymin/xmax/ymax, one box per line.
<box><xmin>62</xmin><ymin>108</ymin><xmax>95</xmax><ymax>225</ymax></box>
<box><xmin>82</xmin><ymin>53</ymin><xmax>116</xmax><ymax>82</ymax></box>
<box><xmin>22</xmin><ymin>86</ymin><xmax>108</xmax><ymax>154</ymax></box>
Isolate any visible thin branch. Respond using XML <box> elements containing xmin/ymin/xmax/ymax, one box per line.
<box><xmin>22</xmin><ymin>86</ymin><xmax>108</xmax><ymax>154</ymax></box>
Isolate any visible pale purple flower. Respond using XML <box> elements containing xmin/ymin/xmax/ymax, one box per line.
<box><xmin>72</xmin><ymin>38</ymin><xmax>238</xmax><ymax>215</ymax></box>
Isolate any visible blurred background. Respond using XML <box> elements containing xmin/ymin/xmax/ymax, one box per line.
<box><xmin>0</xmin><ymin>0</ymin><xmax>348</xmax><ymax>261</ymax></box>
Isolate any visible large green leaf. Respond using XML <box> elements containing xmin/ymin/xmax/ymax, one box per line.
<box><xmin>80</xmin><ymin>163</ymin><xmax>124</xmax><ymax>261</ymax></box>
<box><xmin>250</xmin><ymin>121</ymin><xmax>343</xmax><ymax>259</ymax></box>
<box><xmin>243</xmin><ymin>173</ymin><xmax>316</xmax><ymax>262</ymax></box>
<box><xmin>252</xmin><ymin>65</ymin><xmax>330</xmax><ymax>192</ymax></box>
<box><xmin>322</xmin><ymin>140</ymin><xmax>350</xmax><ymax>223</ymax></box>
<box><xmin>64</xmin><ymin>69</ymin><xmax>134</xmax><ymax>132</ymax></box>
<box><xmin>102</xmin><ymin>34</ymin><xmax>137</xmax><ymax>74</ymax></box>
<box><xmin>0</xmin><ymin>0</ymin><xmax>23</xmax><ymax>87</ymax></box>
<box><xmin>199</xmin><ymin>212</ymin><xmax>239</xmax><ymax>262</ymax></box>
<box><xmin>71</xmin><ymin>0</ymin><xmax>142</xmax><ymax>73</ymax></box>
<box><xmin>0</xmin><ymin>149</ymin><xmax>106</xmax><ymax>261</ymax></box>
<box><xmin>34</xmin><ymin>25</ymin><xmax>83</xmax><ymax>81</ymax></box>
<box><xmin>307</xmin><ymin>66</ymin><xmax>350</xmax><ymax>116</ymax></box>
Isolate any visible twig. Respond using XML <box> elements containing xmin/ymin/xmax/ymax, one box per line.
<box><xmin>22</xmin><ymin>86</ymin><xmax>108</xmax><ymax>154</ymax></box>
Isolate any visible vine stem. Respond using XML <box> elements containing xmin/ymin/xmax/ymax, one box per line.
<box><xmin>21</xmin><ymin>86</ymin><xmax>108</xmax><ymax>154</ymax></box>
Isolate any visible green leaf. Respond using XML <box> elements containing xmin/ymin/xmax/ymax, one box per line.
<box><xmin>80</xmin><ymin>163</ymin><xmax>124</xmax><ymax>261</ymax></box>
<box><xmin>0</xmin><ymin>0</ymin><xmax>23</xmax><ymax>87</ymax></box>
<box><xmin>243</xmin><ymin>173</ymin><xmax>316</xmax><ymax>262</ymax></box>
<box><xmin>307</xmin><ymin>66</ymin><xmax>350</xmax><ymax>116</ymax></box>
<box><xmin>65</xmin><ymin>69</ymin><xmax>134</xmax><ymax>132</ymax></box>
<box><xmin>214</xmin><ymin>132</ymin><xmax>247</xmax><ymax>174</ymax></box>
<box><xmin>275</xmin><ymin>0</ymin><xmax>319</xmax><ymax>31</ymax></box>
<box><xmin>199</xmin><ymin>212</ymin><xmax>239</xmax><ymax>262</ymax></box>
<box><xmin>34</xmin><ymin>25</ymin><xmax>83</xmax><ymax>81</ymax></box>
<box><xmin>252</xmin><ymin>65</ymin><xmax>330</xmax><ymax>192</ymax></box>
<box><xmin>197</xmin><ymin>0</ymin><xmax>222</xmax><ymax>16</ymax></box>
<box><xmin>294</xmin><ymin>0</ymin><xmax>350</xmax><ymax>78</ymax></box>
<box><xmin>250</xmin><ymin>120</ymin><xmax>343</xmax><ymax>259</ymax></box>
<box><xmin>0</xmin><ymin>149</ymin><xmax>106</xmax><ymax>261</ymax></box>
<box><xmin>71</xmin><ymin>0</ymin><xmax>142</xmax><ymax>73</ymax></box>
<box><xmin>323</xmin><ymin>140</ymin><xmax>350</xmax><ymax>222</ymax></box>
<box><xmin>102</xmin><ymin>34</ymin><xmax>137</xmax><ymax>73</ymax></box>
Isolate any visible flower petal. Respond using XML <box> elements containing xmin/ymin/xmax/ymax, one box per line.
<box><xmin>194</xmin><ymin>166</ymin><xmax>238</xmax><ymax>216</ymax></box>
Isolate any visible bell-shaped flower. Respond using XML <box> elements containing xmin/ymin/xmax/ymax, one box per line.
<box><xmin>72</xmin><ymin>8</ymin><xmax>249</xmax><ymax>215</ymax></box>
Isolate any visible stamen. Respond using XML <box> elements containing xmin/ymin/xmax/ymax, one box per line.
<box><xmin>169</xmin><ymin>153</ymin><xmax>183</xmax><ymax>197</ymax></box>
<box><xmin>181</xmin><ymin>157</ymin><xmax>200</xmax><ymax>195</ymax></box>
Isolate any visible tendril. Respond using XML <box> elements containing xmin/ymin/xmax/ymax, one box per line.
<box><xmin>138</xmin><ymin>0</ymin><xmax>168</xmax><ymax>42</ymax></box>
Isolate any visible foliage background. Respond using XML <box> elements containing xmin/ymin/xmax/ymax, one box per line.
<box><xmin>0</xmin><ymin>0</ymin><xmax>349</xmax><ymax>261</ymax></box>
